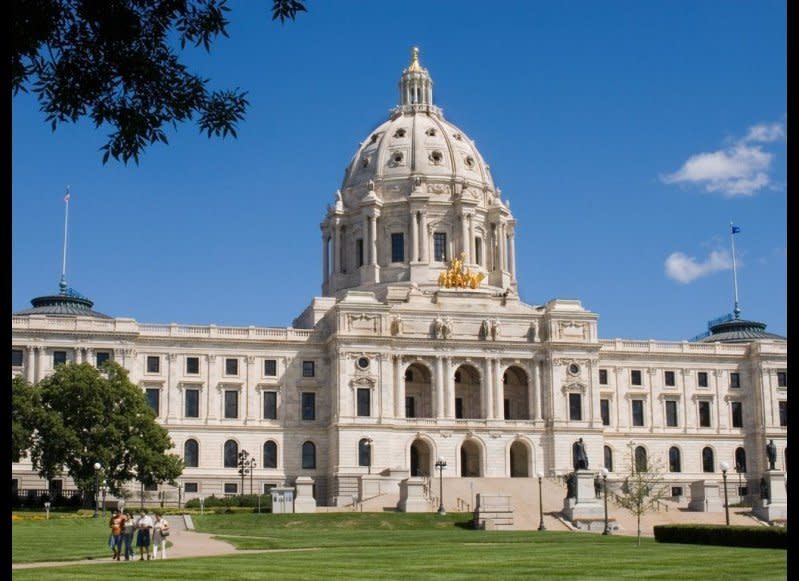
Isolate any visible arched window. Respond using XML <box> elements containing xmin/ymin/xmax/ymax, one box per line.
<box><xmin>603</xmin><ymin>445</ymin><xmax>613</xmax><ymax>472</ymax></box>
<box><xmin>223</xmin><ymin>440</ymin><xmax>238</xmax><ymax>468</ymax></box>
<box><xmin>669</xmin><ymin>447</ymin><xmax>681</xmax><ymax>472</ymax></box>
<box><xmin>634</xmin><ymin>446</ymin><xmax>647</xmax><ymax>472</ymax></box>
<box><xmin>702</xmin><ymin>447</ymin><xmax>714</xmax><ymax>472</ymax></box>
<box><xmin>263</xmin><ymin>441</ymin><xmax>277</xmax><ymax>469</ymax></box>
<box><xmin>302</xmin><ymin>441</ymin><xmax>316</xmax><ymax>469</ymax></box>
<box><xmin>358</xmin><ymin>438</ymin><xmax>372</xmax><ymax>467</ymax></box>
<box><xmin>735</xmin><ymin>447</ymin><xmax>747</xmax><ymax>473</ymax></box>
<box><xmin>184</xmin><ymin>439</ymin><xmax>199</xmax><ymax>468</ymax></box>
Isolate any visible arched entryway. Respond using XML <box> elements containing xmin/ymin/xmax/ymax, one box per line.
<box><xmin>503</xmin><ymin>366</ymin><xmax>530</xmax><ymax>420</ymax></box>
<box><xmin>460</xmin><ymin>439</ymin><xmax>482</xmax><ymax>477</ymax></box>
<box><xmin>509</xmin><ymin>440</ymin><xmax>530</xmax><ymax>477</ymax></box>
<box><xmin>410</xmin><ymin>438</ymin><xmax>432</xmax><ymax>476</ymax></box>
<box><xmin>454</xmin><ymin>364</ymin><xmax>482</xmax><ymax>419</ymax></box>
<box><xmin>405</xmin><ymin>363</ymin><xmax>433</xmax><ymax>418</ymax></box>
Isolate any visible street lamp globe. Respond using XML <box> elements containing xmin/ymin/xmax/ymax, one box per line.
<box><xmin>536</xmin><ymin>471</ymin><xmax>543</xmax><ymax>479</ymax></box>
<box><xmin>601</xmin><ymin>467</ymin><xmax>609</xmax><ymax>478</ymax></box>
<box><xmin>720</xmin><ymin>461</ymin><xmax>730</xmax><ymax>472</ymax></box>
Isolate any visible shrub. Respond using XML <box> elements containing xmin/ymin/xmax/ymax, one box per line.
<box><xmin>184</xmin><ymin>494</ymin><xmax>272</xmax><ymax>511</ymax></box>
<box><xmin>654</xmin><ymin>524</ymin><xmax>787</xmax><ymax>549</ymax></box>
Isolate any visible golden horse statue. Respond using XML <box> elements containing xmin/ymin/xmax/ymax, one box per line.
<box><xmin>438</xmin><ymin>253</ymin><xmax>486</xmax><ymax>289</ymax></box>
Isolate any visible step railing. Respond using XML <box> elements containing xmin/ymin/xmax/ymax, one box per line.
<box><xmin>456</xmin><ymin>497</ymin><xmax>471</xmax><ymax>512</ymax></box>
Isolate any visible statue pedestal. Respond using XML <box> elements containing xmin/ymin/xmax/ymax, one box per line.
<box><xmin>562</xmin><ymin>470</ymin><xmax>603</xmax><ymax>522</ymax></box>
<box><xmin>688</xmin><ymin>480</ymin><xmax>722</xmax><ymax>512</ymax></box>
<box><xmin>474</xmin><ymin>494</ymin><xmax>514</xmax><ymax>530</ymax></box>
<box><xmin>398</xmin><ymin>478</ymin><xmax>429</xmax><ymax>512</ymax></box>
<box><xmin>293</xmin><ymin>477</ymin><xmax>317</xmax><ymax>513</ymax></box>
<box><xmin>753</xmin><ymin>471</ymin><xmax>787</xmax><ymax>522</ymax></box>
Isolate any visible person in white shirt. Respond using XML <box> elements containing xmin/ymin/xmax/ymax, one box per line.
<box><xmin>152</xmin><ymin>513</ymin><xmax>170</xmax><ymax>559</ymax></box>
<box><xmin>136</xmin><ymin>511</ymin><xmax>154</xmax><ymax>561</ymax></box>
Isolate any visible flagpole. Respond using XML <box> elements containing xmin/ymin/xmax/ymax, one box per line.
<box><xmin>730</xmin><ymin>221</ymin><xmax>740</xmax><ymax>319</ymax></box>
<box><xmin>60</xmin><ymin>186</ymin><xmax>70</xmax><ymax>294</ymax></box>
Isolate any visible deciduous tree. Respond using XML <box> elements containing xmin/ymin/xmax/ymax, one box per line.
<box><xmin>12</xmin><ymin>375</ymin><xmax>38</xmax><ymax>463</ymax></box>
<box><xmin>28</xmin><ymin>361</ymin><xmax>183</xmax><ymax>499</ymax></box>
<box><xmin>614</xmin><ymin>458</ymin><xmax>670</xmax><ymax>546</ymax></box>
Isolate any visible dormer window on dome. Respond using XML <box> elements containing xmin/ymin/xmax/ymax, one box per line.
<box><xmin>394</xmin><ymin>128</ymin><xmax>407</xmax><ymax>138</ymax></box>
<box><xmin>425</xmin><ymin>127</ymin><xmax>437</xmax><ymax>137</ymax></box>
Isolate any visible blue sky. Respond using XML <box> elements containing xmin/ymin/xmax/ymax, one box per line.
<box><xmin>12</xmin><ymin>0</ymin><xmax>787</xmax><ymax>341</ymax></box>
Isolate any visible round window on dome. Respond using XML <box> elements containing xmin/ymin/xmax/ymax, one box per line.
<box><xmin>357</xmin><ymin>357</ymin><xmax>370</xmax><ymax>370</ymax></box>
<box><xmin>464</xmin><ymin>156</ymin><xmax>475</xmax><ymax>169</ymax></box>
<box><xmin>453</xmin><ymin>132</ymin><xmax>462</xmax><ymax>141</ymax></box>
<box><xmin>394</xmin><ymin>128</ymin><xmax>407</xmax><ymax>138</ymax></box>
<box><xmin>361</xmin><ymin>157</ymin><xmax>370</xmax><ymax>168</ymax></box>
<box><xmin>390</xmin><ymin>151</ymin><xmax>404</xmax><ymax>166</ymax></box>
<box><xmin>429</xmin><ymin>151</ymin><xmax>444</xmax><ymax>165</ymax></box>
<box><xmin>425</xmin><ymin>128</ymin><xmax>437</xmax><ymax>137</ymax></box>
<box><xmin>370</xmin><ymin>133</ymin><xmax>378</xmax><ymax>144</ymax></box>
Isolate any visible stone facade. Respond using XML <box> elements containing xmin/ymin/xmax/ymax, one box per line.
<box><xmin>11</xmin><ymin>50</ymin><xmax>787</xmax><ymax>510</ymax></box>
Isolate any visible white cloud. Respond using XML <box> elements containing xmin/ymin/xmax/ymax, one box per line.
<box><xmin>661</xmin><ymin>119</ymin><xmax>785</xmax><ymax>197</ymax></box>
<box><xmin>665</xmin><ymin>250</ymin><xmax>733</xmax><ymax>284</ymax></box>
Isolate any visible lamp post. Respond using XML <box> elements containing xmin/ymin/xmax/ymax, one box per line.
<box><xmin>101</xmin><ymin>480</ymin><xmax>108</xmax><ymax>518</ymax></box>
<box><xmin>536</xmin><ymin>471</ymin><xmax>545</xmax><ymax>531</ymax></box>
<box><xmin>601</xmin><ymin>467</ymin><xmax>610</xmax><ymax>535</ymax></box>
<box><xmin>435</xmin><ymin>457</ymin><xmax>447</xmax><ymax>515</ymax></box>
<box><xmin>366</xmin><ymin>437</ymin><xmax>373</xmax><ymax>475</ymax></box>
<box><xmin>721</xmin><ymin>461</ymin><xmax>730</xmax><ymax>525</ymax></box>
<box><xmin>93</xmin><ymin>462</ymin><xmax>101</xmax><ymax>518</ymax></box>
<box><xmin>250</xmin><ymin>459</ymin><xmax>256</xmax><ymax>495</ymax></box>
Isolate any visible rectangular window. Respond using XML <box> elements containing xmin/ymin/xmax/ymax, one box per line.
<box><xmin>357</xmin><ymin>388</ymin><xmax>371</xmax><ymax>417</ymax></box>
<box><xmin>671</xmin><ymin>486</ymin><xmax>683</xmax><ymax>498</ymax></box>
<box><xmin>599</xmin><ymin>369</ymin><xmax>608</xmax><ymax>385</ymax></box>
<box><xmin>698</xmin><ymin>401</ymin><xmax>711</xmax><ymax>427</ymax></box>
<box><xmin>405</xmin><ymin>396</ymin><xmax>416</xmax><ymax>418</ymax></box>
<box><xmin>302</xmin><ymin>392</ymin><xmax>316</xmax><ymax>420</ymax></box>
<box><xmin>779</xmin><ymin>401</ymin><xmax>787</xmax><ymax>427</ymax></box>
<box><xmin>224</xmin><ymin>483</ymin><xmax>237</xmax><ymax>495</ymax></box>
<box><xmin>146</xmin><ymin>356</ymin><xmax>160</xmax><ymax>373</ymax></box>
<box><xmin>185</xmin><ymin>389</ymin><xmax>200</xmax><ymax>418</ymax></box>
<box><xmin>264</xmin><ymin>359</ymin><xmax>277</xmax><ymax>377</ymax></box>
<box><xmin>731</xmin><ymin>401</ymin><xmax>743</xmax><ymax>428</ymax></box>
<box><xmin>53</xmin><ymin>350</ymin><xmax>67</xmax><ymax>367</ymax></box>
<box><xmin>730</xmin><ymin>372</ymin><xmax>740</xmax><ymax>388</ymax></box>
<box><xmin>433</xmin><ymin>232</ymin><xmax>447</xmax><ymax>262</ymax></box>
<box><xmin>455</xmin><ymin>398</ymin><xmax>464</xmax><ymax>419</ymax></box>
<box><xmin>263</xmin><ymin>391</ymin><xmax>277</xmax><ymax>420</ymax></box>
<box><xmin>475</xmin><ymin>237</ymin><xmax>482</xmax><ymax>266</ymax></box>
<box><xmin>12</xmin><ymin>349</ymin><xmax>24</xmax><ymax>367</ymax></box>
<box><xmin>391</xmin><ymin>232</ymin><xmax>404</xmax><ymax>263</ymax></box>
<box><xmin>504</xmin><ymin>399</ymin><xmax>511</xmax><ymax>420</ymax></box>
<box><xmin>698</xmin><ymin>372</ymin><xmax>709</xmax><ymax>388</ymax></box>
<box><xmin>600</xmin><ymin>399</ymin><xmax>610</xmax><ymax>426</ymax></box>
<box><xmin>95</xmin><ymin>352</ymin><xmax>111</xmax><ymax>367</ymax></box>
<box><xmin>183</xmin><ymin>482</ymin><xmax>198</xmax><ymax>493</ymax></box>
<box><xmin>224</xmin><ymin>390</ymin><xmax>239</xmax><ymax>418</ymax></box>
<box><xmin>356</xmin><ymin>238</ymin><xmax>364</xmax><ymax>267</ymax></box>
<box><xmin>302</xmin><ymin>361</ymin><xmax>315</xmax><ymax>378</ymax></box>
<box><xmin>665</xmin><ymin>400</ymin><xmax>678</xmax><ymax>427</ymax></box>
<box><xmin>146</xmin><ymin>388</ymin><xmax>160</xmax><ymax>415</ymax></box>
<box><xmin>664</xmin><ymin>371</ymin><xmax>676</xmax><ymax>387</ymax></box>
<box><xmin>630</xmin><ymin>369</ymin><xmax>642</xmax><ymax>386</ymax></box>
<box><xmin>569</xmin><ymin>393</ymin><xmax>582</xmax><ymax>421</ymax></box>
<box><xmin>225</xmin><ymin>358</ymin><xmax>238</xmax><ymax>376</ymax></box>
<box><xmin>777</xmin><ymin>371</ymin><xmax>787</xmax><ymax>387</ymax></box>
<box><xmin>186</xmin><ymin>357</ymin><xmax>200</xmax><ymax>375</ymax></box>
<box><xmin>631</xmin><ymin>399</ymin><xmax>644</xmax><ymax>426</ymax></box>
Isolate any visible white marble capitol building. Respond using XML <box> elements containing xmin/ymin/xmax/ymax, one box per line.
<box><xmin>12</xmin><ymin>50</ymin><xmax>787</xmax><ymax>509</ymax></box>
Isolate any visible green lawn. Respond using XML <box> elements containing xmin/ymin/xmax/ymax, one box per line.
<box><xmin>12</xmin><ymin>512</ymin><xmax>787</xmax><ymax>580</ymax></box>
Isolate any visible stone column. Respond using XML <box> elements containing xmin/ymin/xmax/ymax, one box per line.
<box><xmin>322</xmin><ymin>230</ymin><xmax>329</xmax><ymax>283</ymax></box>
<box><xmin>420</xmin><ymin>213</ymin><xmax>428</xmax><ymax>263</ymax></box>
<box><xmin>167</xmin><ymin>353</ymin><xmax>179</xmax><ymax>420</ymax></box>
<box><xmin>74</xmin><ymin>347</ymin><xmax>82</xmax><ymax>365</ymax></box>
<box><xmin>537</xmin><ymin>360</ymin><xmax>547</xmax><ymax>420</ymax></box>
<box><xmin>393</xmin><ymin>355</ymin><xmax>404</xmax><ymax>418</ymax></box>
<box><xmin>25</xmin><ymin>346</ymin><xmax>35</xmax><ymax>383</ymax></box>
<box><xmin>245</xmin><ymin>355</ymin><xmax>256</xmax><ymax>423</ymax></box>
<box><xmin>461</xmin><ymin>214</ymin><xmax>469</xmax><ymax>262</ymax></box>
<box><xmin>494</xmin><ymin>359</ymin><xmax>504</xmax><ymax>419</ymax></box>
<box><xmin>369</xmin><ymin>215</ymin><xmax>378</xmax><ymax>266</ymax></box>
<box><xmin>468</xmin><ymin>215</ymin><xmax>475</xmax><ymax>265</ymax></box>
<box><xmin>482</xmin><ymin>359</ymin><xmax>494</xmax><ymax>419</ymax></box>
<box><xmin>410</xmin><ymin>211</ymin><xmax>418</xmax><ymax>262</ymax></box>
<box><xmin>206</xmin><ymin>355</ymin><xmax>218</xmax><ymax>422</ymax></box>
<box><xmin>531</xmin><ymin>361</ymin><xmax>541</xmax><ymax>420</ymax></box>
<box><xmin>333</xmin><ymin>222</ymin><xmax>341</xmax><ymax>274</ymax></box>
<box><xmin>499</xmin><ymin>222</ymin><xmax>507</xmax><ymax>272</ymax></box>
<box><xmin>86</xmin><ymin>348</ymin><xmax>94</xmax><ymax>366</ymax></box>
<box><xmin>444</xmin><ymin>357</ymin><xmax>454</xmax><ymax>418</ymax></box>
<box><xmin>509</xmin><ymin>228</ymin><xmax>516</xmax><ymax>279</ymax></box>
<box><xmin>362</xmin><ymin>214</ymin><xmax>369</xmax><ymax>266</ymax></box>
<box><xmin>527</xmin><ymin>364</ymin><xmax>535</xmax><ymax>420</ymax></box>
<box><xmin>435</xmin><ymin>357</ymin><xmax>444</xmax><ymax>418</ymax></box>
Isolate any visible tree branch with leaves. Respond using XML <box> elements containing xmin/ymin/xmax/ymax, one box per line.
<box><xmin>12</xmin><ymin>0</ymin><xmax>307</xmax><ymax>164</ymax></box>
<box><xmin>613</xmin><ymin>457</ymin><xmax>671</xmax><ymax>546</ymax></box>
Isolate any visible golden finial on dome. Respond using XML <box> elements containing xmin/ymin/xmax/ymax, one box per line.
<box><xmin>408</xmin><ymin>47</ymin><xmax>422</xmax><ymax>72</ymax></box>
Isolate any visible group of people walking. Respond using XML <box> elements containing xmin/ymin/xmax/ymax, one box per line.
<box><xmin>108</xmin><ymin>510</ymin><xmax>170</xmax><ymax>561</ymax></box>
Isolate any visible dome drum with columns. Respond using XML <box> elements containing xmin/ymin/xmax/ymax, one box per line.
<box><xmin>321</xmin><ymin>49</ymin><xmax>517</xmax><ymax>298</ymax></box>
